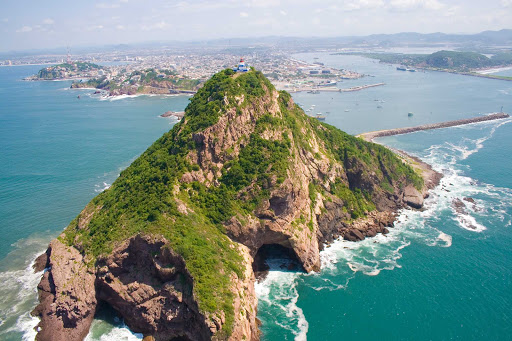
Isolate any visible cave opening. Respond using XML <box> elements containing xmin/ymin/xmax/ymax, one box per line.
<box><xmin>91</xmin><ymin>300</ymin><xmax>125</xmax><ymax>332</ymax></box>
<box><xmin>252</xmin><ymin>244</ymin><xmax>305</xmax><ymax>280</ymax></box>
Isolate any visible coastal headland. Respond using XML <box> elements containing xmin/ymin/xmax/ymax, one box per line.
<box><xmin>31</xmin><ymin>69</ymin><xmax>438</xmax><ymax>341</ymax></box>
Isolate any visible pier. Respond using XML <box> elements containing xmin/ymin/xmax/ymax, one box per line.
<box><xmin>358</xmin><ymin>112</ymin><xmax>510</xmax><ymax>142</ymax></box>
<box><xmin>284</xmin><ymin>83</ymin><xmax>385</xmax><ymax>94</ymax></box>
<box><xmin>341</xmin><ymin>83</ymin><xmax>385</xmax><ymax>92</ymax></box>
<box><xmin>286</xmin><ymin>87</ymin><xmax>341</xmax><ymax>93</ymax></box>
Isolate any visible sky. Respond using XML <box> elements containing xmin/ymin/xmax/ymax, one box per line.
<box><xmin>1</xmin><ymin>0</ymin><xmax>511</xmax><ymax>52</ymax></box>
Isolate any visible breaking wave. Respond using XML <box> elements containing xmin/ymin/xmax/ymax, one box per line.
<box><xmin>256</xmin><ymin>117</ymin><xmax>512</xmax><ymax>340</ymax></box>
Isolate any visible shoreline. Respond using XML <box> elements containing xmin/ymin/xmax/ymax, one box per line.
<box><xmin>474</xmin><ymin>65</ymin><xmax>512</xmax><ymax>75</ymax></box>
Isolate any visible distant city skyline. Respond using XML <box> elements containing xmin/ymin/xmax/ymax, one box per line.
<box><xmin>1</xmin><ymin>0</ymin><xmax>511</xmax><ymax>52</ymax></box>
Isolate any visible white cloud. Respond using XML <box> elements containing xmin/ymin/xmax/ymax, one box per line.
<box><xmin>502</xmin><ymin>0</ymin><xmax>512</xmax><ymax>7</ymax></box>
<box><xmin>120</xmin><ymin>0</ymin><xmax>129</xmax><ymax>2</ymax></box>
<box><xmin>87</xmin><ymin>25</ymin><xmax>104</xmax><ymax>31</ymax></box>
<box><xmin>280</xmin><ymin>10</ymin><xmax>287</xmax><ymax>16</ymax></box>
<box><xmin>248</xmin><ymin>0</ymin><xmax>280</xmax><ymax>8</ymax></box>
<box><xmin>1</xmin><ymin>18</ymin><xmax>8</xmax><ymax>23</ymax></box>
<box><xmin>16</xmin><ymin>26</ymin><xmax>32</xmax><ymax>33</ymax></box>
<box><xmin>96</xmin><ymin>3</ymin><xmax>120</xmax><ymax>9</ymax></box>
<box><xmin>42</xmin><ymin>18</ymin><xmax>54</xmax><ymax>25</ymax></box>
<box><xmin>141</xmin><ymin>21</ymin><xmax>169</xmax><ymax>31</ymax></box>
<box><xmin>240</xmin><ymin>12</ymin><xmax>249</xmax><ymax>17</ymax></box>
<box><xmin>389</xmin><ymin>0</ymin><xmax>446</xmax><ymax>11</ymax></box>
<box><xmin>116</xmin><ymin>25</ymin><xmax>125</xmax><ymax>30</ymax></box>
<box><xmin>345</xmin><ymin>0</ymin><xmax>385</xmax><ymax>11</ymax></box>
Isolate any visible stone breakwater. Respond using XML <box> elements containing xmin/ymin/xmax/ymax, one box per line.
<box><xmin>358</xmin><ymin>113</ymin><xmax>510</xmax><ymax>142</ymax></box>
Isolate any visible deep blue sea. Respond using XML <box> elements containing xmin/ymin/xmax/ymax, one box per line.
<box><xmin>0</xmin><ymin>53</ymin><xmax>511</xmax><ymax>340</ymax></box>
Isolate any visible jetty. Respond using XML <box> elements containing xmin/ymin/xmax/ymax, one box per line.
<box><xmin>341</xmin><ymin>83</ymin><xmax>385</xmax><ymax>92</ymax></box>
<box><xmin>160</xmin><ymin>111</ymin><xmax>185</xmax><ymax>118</ymax></box>
<box><xmin>358</xmin><ymin>112</ymin><xmax>510</xmax><ymax>142</ymax></box>
<box><xmin>286</xmin><ymin>87</ymin><xmax>341</xmax><ymax>93</ymax></box>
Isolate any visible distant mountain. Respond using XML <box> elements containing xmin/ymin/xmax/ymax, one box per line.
<box><xmin>1</xmin><ymin>29</ymin><xmax>511</xmax><ymax>58</ymax></box>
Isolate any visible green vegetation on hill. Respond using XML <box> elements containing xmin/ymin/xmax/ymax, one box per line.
<box><xmin>36</xmin><ymin>62</ymin><xmax>103</xmax><ymax>79</ymax></box>
<box><xmin>346</xmin><ymin>50</ymin><xmax>512</xmax><ymax>72</ymax></box>
<box><xmin>62</xmin><ymin>69</ymin><xmax>422</xmax><ymax>336</ymax></box>
<box><xmin>72</xmin><ymin>67</ymin><xmax>202</xmax><ymax>94</ymax></box>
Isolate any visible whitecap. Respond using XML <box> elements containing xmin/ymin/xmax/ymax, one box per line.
<box><xmin>85</xmin><ymin>321</ymin><xmax>143</xmax><ymax>341</ymax></box>
<box><xmin>255</xmin><ymin>269</ymin><xmax>308</xmax><ymax>341</ymax></box>
<box><xmin>435</xmin><ymin>232</ymin><xmax>452</xmax><ymax>247</ymax></box>
<box><xmin>94</xmin><ymin>181</ymin><xmax>111</xmax><ymax>193</ymax></box>
<box><xmin>0</xmin><ymin>247</ymin><xmax>47</xmax><ymax>340</ymax></box>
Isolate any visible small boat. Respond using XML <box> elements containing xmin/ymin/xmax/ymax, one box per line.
<box><xmin>397</xmin><ymin>66</ymin><xmax>407</xmax><ymax>71</ymax></box>
<box><xmin>318</xmin><ymin>80</ymin><xmax>337</xmax><ymax>87</ymax></box>
<box><xmin>344</xmin><ymin>109</ymin><xmax>350</xmax><ymax>112</ymax></box>
<box><xmin>377</xmin><ymin>105</ymin><xmax>383</xmax><ymax>108</ymax></box>
<box><xmin>408</xmin><ymin>112</ymin><xmax>414</xmax><ymax>117</ymax></box>
<box><xmin>316</xmin><ymin>113</ymin><xmax>326</xmax><ymax>121</ymax></box>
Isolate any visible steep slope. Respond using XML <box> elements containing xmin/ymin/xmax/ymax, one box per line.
<box><xmin>33</xmin><ymin>69</ymin><xmax>429</xmax><ymax>340</ymax></box>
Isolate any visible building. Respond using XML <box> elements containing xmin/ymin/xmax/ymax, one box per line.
<box><xmin>233</xmin><ymin>58</ymin><xmax>249</xmax><ymax>72</ymax></box>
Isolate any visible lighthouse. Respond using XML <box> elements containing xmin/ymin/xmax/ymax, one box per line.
<box><xmin>233</xmin><ymin>58</ymin><xmax>249</xmax><ymax>72</ymax></box>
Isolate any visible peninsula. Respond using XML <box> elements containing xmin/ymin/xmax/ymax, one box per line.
<box><xmin>25</xmin><ymin>62</ymin><xmax>105</xmax><ymax>80</ymax></box>
<box><xmin>340</xmin><ymin>50</ymin><xmax>512</xmax><ymax>81</ymax></box>
<box><xmin>32</xmin><ymin>69</ymin><xmax>437</xmax><ymax>341</ymax></box>
<box><xmin>70</xmin><ymin>68</ymin><xmax>202</xmax><ymax>96</ymax></box>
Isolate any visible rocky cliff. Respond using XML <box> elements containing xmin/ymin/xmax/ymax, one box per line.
<box><xmin>33</xmin><ymin>69</ymin><xmax>434</xmax><ymax>340</ymax></box>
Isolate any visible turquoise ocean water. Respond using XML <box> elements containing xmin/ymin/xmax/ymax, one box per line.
<box><xmin>0</xmin><ymin>53</ymin><xmax>511</xmax><ymax>340</ymax></box>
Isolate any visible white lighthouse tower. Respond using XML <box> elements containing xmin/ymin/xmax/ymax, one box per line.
<box><xmin>233</xmin><ymin>58</ymin><xmax>249</xmax><ymax>72</ymax></box>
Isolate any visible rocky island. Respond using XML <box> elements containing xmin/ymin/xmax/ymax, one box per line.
<box><xmin>32</xmin><ymin>68</ymin><xmax>438</xmax><ymax>340</ymax></box>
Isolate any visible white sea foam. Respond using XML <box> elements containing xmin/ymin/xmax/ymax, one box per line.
<box><xmin>255</xmin><ymin>263</ymin><xmax>308</xmax><ymax>341</ymax></box>
<box><xmin>94</xmin><ymin>181</ymin><xmax>111</xmax><ymax>193</ymax></box>
<box><xmin>84</xmin><ymin>321</ymin><xmax>143</xmax><ymax>341</ymax></box>
<box><xmin>435</xmin><ymin>232</ymin><xmax>453</xmax><ymax>247</ymax></box>
<box><xmin>0</xmin><ymin>243</ymin><xmax>47</xmax><ymax>339</ymax></box>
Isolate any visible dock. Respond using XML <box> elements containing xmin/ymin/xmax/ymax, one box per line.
<box><xmin>341</xmin><ymin>83</ymin><xmax>385</xmax><ymax>92</ymax></box>
<box><xmin>284</xmin><ymin>83</ymin><xmax>386</xmax><ymax>94</ymax></box>
<box><xmin>286</xmin><ymin>87</ymin><xmax>341</xmax><ymax>93</ymax></box>
<box><xmin>358</xmin><ymin>112</ymin><xmax>510</xmax><ymax>142</ymax></box>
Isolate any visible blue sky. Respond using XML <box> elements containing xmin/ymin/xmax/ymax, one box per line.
<box><xmin>1</xmin><ymin>0</ymin><xmax>511</xmax><ymax>52</ymax></box>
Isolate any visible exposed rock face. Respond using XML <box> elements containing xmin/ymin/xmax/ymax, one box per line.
<box><xmin>32</xmin><ymin>240</ymin><xmax>97</xmax><ymax>341</ymax></box>
<box><xmin>33</xmin><ymin>69</ymin><xmax>439</xmax><ymax>341</ymax></box>
<box><xmin>95</xmin><ymin>235</ymin><xmax>211</xmax><ymax>341</ymax></box>
<box><xmin>404</xmin><ymin>185</ymin><xmax>424</xmax><ymax>209</ymax></box>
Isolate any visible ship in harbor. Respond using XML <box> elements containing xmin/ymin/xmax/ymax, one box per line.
<box><xmin>317</xmin><ymin>80</ymin><xmax>337</xmax><ymax>87</ymax></box>
<box><xmin>315</xmin><ymin>113</ymin><xmax>326</xmax><ymax>121</ymax></box>
<box><xmin>397</xmin><ymin>66</ymin><xmax>417</xmax><ymax>72</ymax></box>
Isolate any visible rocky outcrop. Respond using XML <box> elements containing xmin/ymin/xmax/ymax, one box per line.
<box><xmin>95</xmin><ymin>235</ymin><xmax>210</xmax><ymax>341</ymax></box>
<box><xmin>32</xmin><ymin>240</ymin><xmax>97</xmax><ymax>341</ymax></box>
